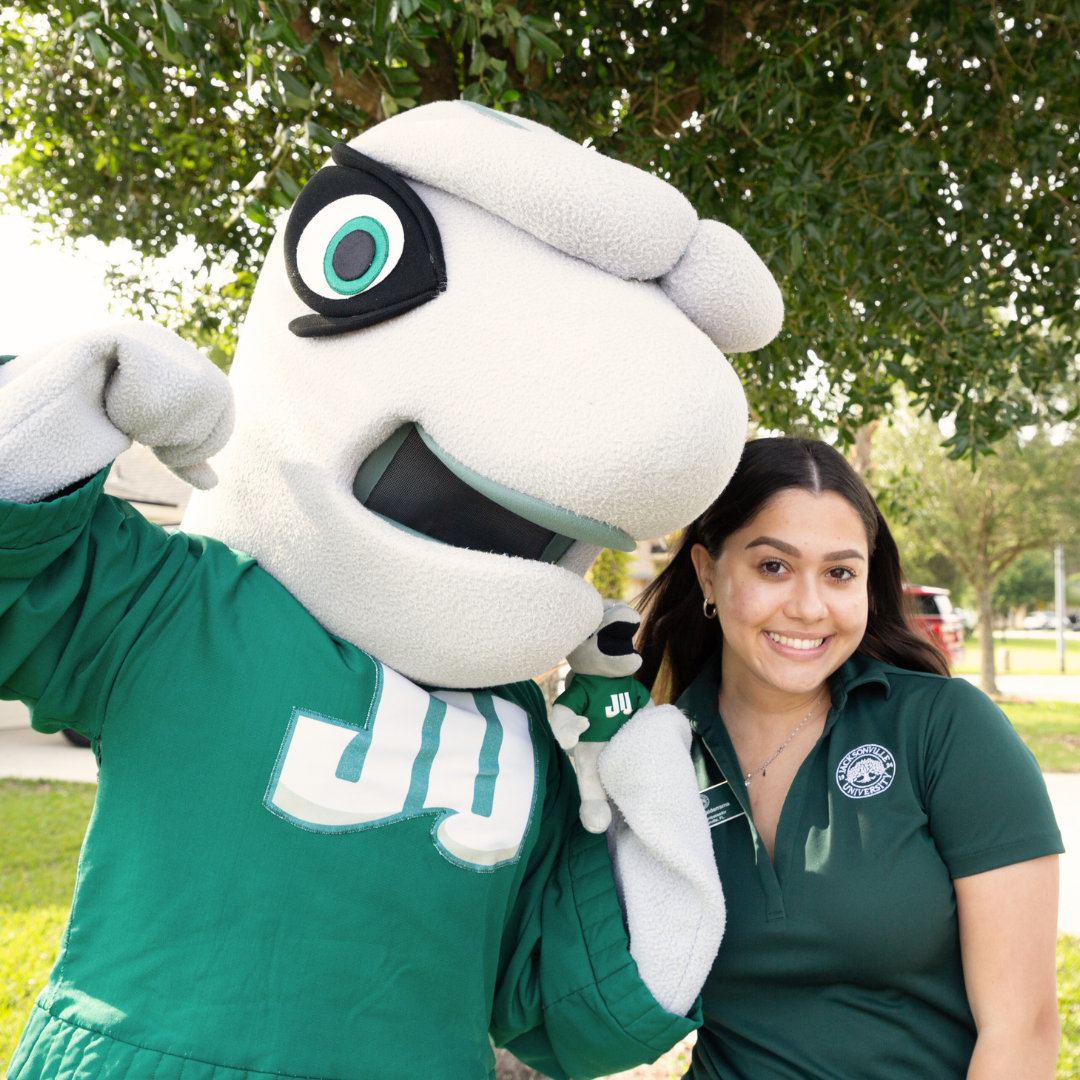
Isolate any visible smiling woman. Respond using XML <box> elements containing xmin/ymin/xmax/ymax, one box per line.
<box><xmin>634</xmin><ymin>437</ymin><xmax>1064</xmax><ymax>1080</ymax></box>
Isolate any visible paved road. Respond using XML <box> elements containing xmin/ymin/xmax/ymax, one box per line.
<box><xmin>0</xmin><ymin>699</ymin><xmax>98</xmax><ymax>783</ymax></box>
<box><xmin>958</xmin><ymin>673</ymin><xmax>1080</xmax><ymax>702</ymax></box>
<box><xmin>4</xmin><ymin>696</ymin><xmax>1080</xmax><ymax>932</ymax></box>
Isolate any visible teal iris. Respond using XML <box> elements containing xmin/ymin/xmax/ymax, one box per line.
<box><xmin>323</xmin><ymin>216</ymin><xmax>389</xmax><ymax>296</ymax></box>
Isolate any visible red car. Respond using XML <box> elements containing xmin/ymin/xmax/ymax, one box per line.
<box><xmin>904</xmin><ymin>584</ymin><xmax>966</xmax><ymax>664</ymax></box>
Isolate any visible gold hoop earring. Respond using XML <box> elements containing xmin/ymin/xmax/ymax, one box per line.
<box><xmin>703</xmin><ymin>597</ymin><xmax>717</xmax><ymax>620</ymax></box>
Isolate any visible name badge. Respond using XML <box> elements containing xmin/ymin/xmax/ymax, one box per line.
<box><xmin>700</xmin><ymin>780</ymin><xmax>746</xmax><ymax>829</ymax></box>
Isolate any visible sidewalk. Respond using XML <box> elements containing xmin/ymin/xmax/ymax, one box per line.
<box><xmin>0</xmin><ymin>699</ymin><xmax>98</xmax><ymax>783</ymax></box>
<box><xmin>958</xmin><ymin>673</ymin><xmax>1080</xmax><ymax>702</ymax></box>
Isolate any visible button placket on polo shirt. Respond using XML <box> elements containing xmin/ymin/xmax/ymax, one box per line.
<box><xmin>687</xmin><ymin>662</ymin><xmax>868</xmax><ymax>924</ymax></box>
<box><xmin>692</xmin><ymin>691</ymin><xmax>788</xmax><ymax>922</ymax></box>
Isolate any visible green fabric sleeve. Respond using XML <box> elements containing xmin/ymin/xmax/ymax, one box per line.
<box><xmin>0</xmin><ymin>470</ymin><xmax>204</xmax><ymax>740</ymax></box>
<box><xmin>490</xmin><ymin>730</ymin><xmax>698</xmax><ymax>1079</ymax></box>
<box><xmin>631</xmin><ymin>680</ymin><xmax>652</xmax><ymax>711</ymax></box>
<box><xmin>554</xmin><ymin>679</ymin><xmax>588</xmax><ymax>715</ymax></box>
<box><xmin>921</xmin><ymin>676</ymin><xmax>1064</xmax><ymax>879</ymax></box>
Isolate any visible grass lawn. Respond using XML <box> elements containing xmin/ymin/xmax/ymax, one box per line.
<box><xmin>1000</xmin><ymin>701</ymin><xmax>1080</xmax><ymax>772</ymax></box>
<box><xmin>3</xmin><ymin>774</ymin><xmax>1080</xmax><ymax>1076</ymax></box>
<box><xmin>1061</xmin><ymin>936</ymin><xmax>1080</xmax><ymax>1077</ymax></box>
<box><xmin>0</xmin><ymin>779</ymin><xmax>97</xmax><ymax>1069</ymax></box>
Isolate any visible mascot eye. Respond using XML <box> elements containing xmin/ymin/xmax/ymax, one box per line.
<box><xmin>284</xmin><ymin>143</ymin><xmax>446</xmax><ymax>338</ymax></box>
<box><xmin>295</xmin><ymin>197</ymin><xmax>403</xmax><ymax>300</ymax></box>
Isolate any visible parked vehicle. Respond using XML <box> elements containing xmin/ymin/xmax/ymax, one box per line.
<box><xmin>1022</xmin><ymin>610</ymin><xmax>1066</xmax><ymax>631</ymax></box>
<box><xmin>904</xmin><ymin>584</ymin><xmax>966</xmax><ymax>663</ymax></box>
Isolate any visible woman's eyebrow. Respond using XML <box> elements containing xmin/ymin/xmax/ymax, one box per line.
<box><xmin>745</xmin><ymin>536</ymin><xmax>799</xmax><ymax>556</ymax></box>
<box><xmin>745</xmin><ymin>537</ymin><xmax>866</xmax><ymax>562</ymax></box>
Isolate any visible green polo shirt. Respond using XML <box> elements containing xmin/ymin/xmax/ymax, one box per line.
<box><xmin>678</xmin><ymin>651</ymin><xmax>1063</xmax><ymax>1080</ymax></box>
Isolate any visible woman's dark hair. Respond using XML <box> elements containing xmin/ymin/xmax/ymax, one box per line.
<box><xmin>636</xmin><ymin>437</ymin><xmax>949</xmax><ymax>702</ymax></box>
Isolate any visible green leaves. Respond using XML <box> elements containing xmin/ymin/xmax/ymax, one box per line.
<box><xmin>515</xmin><ymin>28</ymin><xmax>530</xmax><ymax>73</ymax></box>
<box><xmin>374</xmin><ymin>0</ymin><xmax>394</xmax><ymax>35</ymax></box>
<box><xmin>275</xmin><ymin>169</ymin><xmax>301</xmax><ymax>200</ymax></box>
<box><xmin>160</xmin><ymin>1</ymin><xmax>185</xmax><ymax>35</ymax></box>
<box><xmin>278</xmin><ymin>70</ymin><xmax>313</xmax><ymax>109</ymax></box>
<box><xmin>84</xmin><ymin>29</ymin><xmax>111</xmax><ymax>66</ymax></box>
<box><xmin>2</xmin><ymin>0</ymin><xmax>1077</xmax><ymax>439</ymax></box>
<box><xmin>150</xmin><ymin>33</ymin><xmax>186</xmax><ymax>65</ymax></box>
<box><xmin>306</xmin><ymin>120</ymin><xmax>338</xmax><ymax>148</ymax></box>
<box><xmin>523</xmin><ymin>24</ymin><xmax>563</xmax><ymax>60</ymax></box>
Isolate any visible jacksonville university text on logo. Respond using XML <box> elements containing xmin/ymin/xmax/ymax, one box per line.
<box><xmin>836</xmin><ymin>743</ymin><xmax>896</xmax><ymax>799</ymax></box>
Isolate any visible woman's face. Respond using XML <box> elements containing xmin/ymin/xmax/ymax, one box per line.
<box><xmin>691</xmin><ymin>488</ymin><xmax>870</xmax><ymax>697</ymax></box>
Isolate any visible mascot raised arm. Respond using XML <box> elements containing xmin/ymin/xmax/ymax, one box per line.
<box><xmin>0</xmin><ymin>102</ymin><xmax>782</xmax><ymax>1080</ymax></box>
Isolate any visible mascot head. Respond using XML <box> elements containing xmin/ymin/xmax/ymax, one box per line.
<box><xmin>183</xmin><ymin>101</ymin><xmax>782</xmax><ymax>688</ymax></box>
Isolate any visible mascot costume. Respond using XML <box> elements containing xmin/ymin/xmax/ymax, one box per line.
<box><xmin>0</xmin><ymin>102</ymin><xmax>782</xmax><ymax>1080</ymax></box>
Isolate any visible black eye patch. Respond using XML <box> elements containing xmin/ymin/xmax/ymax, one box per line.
<box><xmin>284</xmin><ymin>143</ymin><xmax>447</xmax><ymax>338</ymax></box>
<box><xmin>596</xmin><ymin>620</ymin><xmax>638</xmax><ymax>657</ymax></box>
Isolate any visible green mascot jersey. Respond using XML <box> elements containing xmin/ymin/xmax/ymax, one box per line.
<box><xmin>555</xmin><ymin>674</ymin><xmax>652</xmax><ymax>742</ymax></box>
<box><xmin>0</xmin><ymin>472</ymin><xmax>695</xmax><ymax>1080</ymax></box>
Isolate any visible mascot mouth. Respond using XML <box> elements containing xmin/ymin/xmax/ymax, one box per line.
<box><xmin>353</xmin><ymin>423</ymin><xmax>635</xmax><ymax>563</ymax></box>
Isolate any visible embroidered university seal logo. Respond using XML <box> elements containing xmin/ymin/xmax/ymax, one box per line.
<box><xmin>836</xmin><ymin>744</ymin><xmax>895</xmax><ymax>799</ymax></box>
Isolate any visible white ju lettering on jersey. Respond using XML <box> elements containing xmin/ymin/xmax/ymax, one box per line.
<box><xmin>264</xmin><ymin>664</ymin><xmax>537</xmax><ymax>870</ymax></box>
<box><xmin>604</xmin><ymin>692</ymin><xmax>635</xmax><ymax>719</ymax></box>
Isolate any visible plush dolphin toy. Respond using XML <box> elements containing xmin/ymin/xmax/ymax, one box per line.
<box><xmin>0</xmin><ymin>101</ymin><xmax>782</xmax><ymax>1080</ymax></box>
<box><xmin>551</xmin><ymin>601</ymin><xmax>652</xmax><ymax>834</ymax></box>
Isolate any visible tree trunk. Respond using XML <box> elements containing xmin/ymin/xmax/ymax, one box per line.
<box><xmin>850</xmin><ymin>421</ymin><xmax>880</xmax><ymax>480</ymax></box>
<box><xmin>976</xmin><ymin>583</ymin><xmax>998</xmax><ymax>696</ymax></box>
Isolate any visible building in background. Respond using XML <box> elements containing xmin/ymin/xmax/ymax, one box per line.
<box><xmin>625</xmin><ymin>537</ymin><xmax>675</xmax><ymax>602</ymax></box>
<box><xmin>103</xmin><ymin>444</ymin><xmax>193</xmax><ymax>528</ymax></box>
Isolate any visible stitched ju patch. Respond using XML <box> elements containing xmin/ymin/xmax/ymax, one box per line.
<box><xmin>264</xmin><ymin>663</ymin><xmax>537</xmax><ymax>871</ymax></box>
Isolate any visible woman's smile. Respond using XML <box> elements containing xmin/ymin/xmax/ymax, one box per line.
<box><xmin>763</xmin><ymin>630</ymin><xmax>831</xmax><ymax>656</ymax></box>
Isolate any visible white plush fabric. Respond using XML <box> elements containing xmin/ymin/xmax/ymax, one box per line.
<box><xmin>661</xmin><ymin>220</ymin><xmax>785</xmax><ymax>354</ymax></box>
<box><xmin>600</xmin><ymin>705</ymin><xmax>726</xmax><ymax>1017</ymax></box>
<box><xmin>571</xmin><ymin>740</ymin><xmax>612</xmax><ymax>833</ymax></box>
<box><xmin>184</xmin><ymin>183</ymin><xmax>749</xmax><ymax>688</ymax></box>
<box><xmin>0</xmin><ymin>323</ymin><xmax>233</xmax><ymax>503</ymax></box>
<box><xmin>353</xmin><ymin>100</ymin><xmax>698</xmax><ymax>281</ymax></box>
<box><xmin>555</xmin><ymin>540</ymin><xmax>602</xmax><ymax>578</ymax></box>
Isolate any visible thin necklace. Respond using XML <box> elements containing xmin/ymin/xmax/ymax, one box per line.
<box><xmin>742</xmin><ymin>692</ymin><xmax>825</xmax><ymax>787</ymax></box>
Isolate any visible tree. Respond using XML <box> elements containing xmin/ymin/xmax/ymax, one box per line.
<box><xmin>992</xmin><ymin>548</ymin><xmax>1055</xmax><ymax>621</ymax></box>
<box><xmin>585</xmin><ymin>548</ymin><xmax>631</xmax><ymax>601</ymax></box>
<box><xmin>2</xmin><ymin>2</ymin><xmax>1080</xmax><ymax>452</ymax></box>
<box><xmin>877</xmin><ymin>412</ymin><xmax>1080</xmax><ymax>693</ymax></box>
<box><xmin>914</xmin><ymin>552</ymin><xmax>969</xmax><ymax>600</ymax></box>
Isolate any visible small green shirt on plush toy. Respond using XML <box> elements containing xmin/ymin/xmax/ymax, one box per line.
<box><xmin>555</xmin><ymin>674</ymin><xmax>652</xmax><ymax>742</ymax></box>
